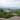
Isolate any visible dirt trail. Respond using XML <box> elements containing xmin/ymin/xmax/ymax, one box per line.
<box><xmin>8</xmin><ymin>16</ymin><xmax>20</xmax><ymax>20</ymax></box>
<box><xmin>0</xmin><ymin>16</ymin><xmax>20</xmax><ymax>20</ymax></box>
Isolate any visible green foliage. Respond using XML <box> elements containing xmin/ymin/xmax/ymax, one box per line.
<box><xmin>0</xmin><ymin>11</ymin><xmax>13</xmax><ymax>18</ymax></box>
<box><xmin>1</xmin><ymin>9</ymin><xmax>3</xmax><ymax>12</ymax></box>
<box><xmin>0</xmin><ymin>9</ymin><xmax>14</xmax><ymax>18</ymax></box>
<box><xmin>16</xmin><ymin>10</ymin><xmax>20</xmax><ymax>16</ymax></box>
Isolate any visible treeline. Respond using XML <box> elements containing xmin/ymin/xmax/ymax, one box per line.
<box><xmin>0</xmin><ymin>8</ymin><xmax>14</xmax><ymax>18</ymax></box>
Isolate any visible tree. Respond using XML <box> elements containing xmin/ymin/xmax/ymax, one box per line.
<box><xmin>1</xmin><ymin>9</ymin><xmax>3</xmax><ymax>12</ymax></box>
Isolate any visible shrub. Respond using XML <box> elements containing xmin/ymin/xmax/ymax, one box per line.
<box><xmin>16</xmin><ymin>10</ymin><xmax>20</xmax><ymax>16</ymax></box>
<box><xmin>0</xmin><ymin>10</ymin><xmax>14</xmax><ymax>18</ymax></box>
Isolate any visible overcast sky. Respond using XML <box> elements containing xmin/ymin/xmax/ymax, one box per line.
<box><xmin>16</xmin><ymin>0</ymin><xmax>20</xmax><ymax>9</ymax></box>
<box><xmin>0</xmin><ymin>0</ymin><xmax>20</xmax><ymax>9</ymax></box>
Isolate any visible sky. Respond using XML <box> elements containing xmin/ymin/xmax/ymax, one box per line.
<box><xmin>0</xmin><ymin>0</ymin><xmax>20</xmax><ymax>9</ymax></box>
<box><xmin>16</xmin><ymin>0</ymin><xmax>20</xmax><ymax>9</ymax></box>
<box><xmin>0</xmin><ymin>0</ymin><xmax>16</xmax><ymax>8</ymax></box>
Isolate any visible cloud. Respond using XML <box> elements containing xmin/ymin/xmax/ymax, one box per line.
<box><xmin>0</xmin><ymin>0</ymin><xmax>16</xmax><ymax>8</ymax></box>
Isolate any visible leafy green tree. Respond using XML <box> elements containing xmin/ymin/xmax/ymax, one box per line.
<box><xmin>1</xmin><ymin>9</ymin><xmax>3</xmax><ymax>12</ymax></box>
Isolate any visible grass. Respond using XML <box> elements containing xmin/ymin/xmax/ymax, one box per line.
<box><xmin>0</xmin><ymin>11</ymin><xmax>14</xmax><ymax>18</ymax></box>
<box><xmin>16</xmin><ymin>10</ymin><xmax>20</xmax><ymax>16</ymax></box>
<box><xmin>0</xmin><ymin>9</ymin><xmax>17</xmax><ymax>18</ymax></box>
